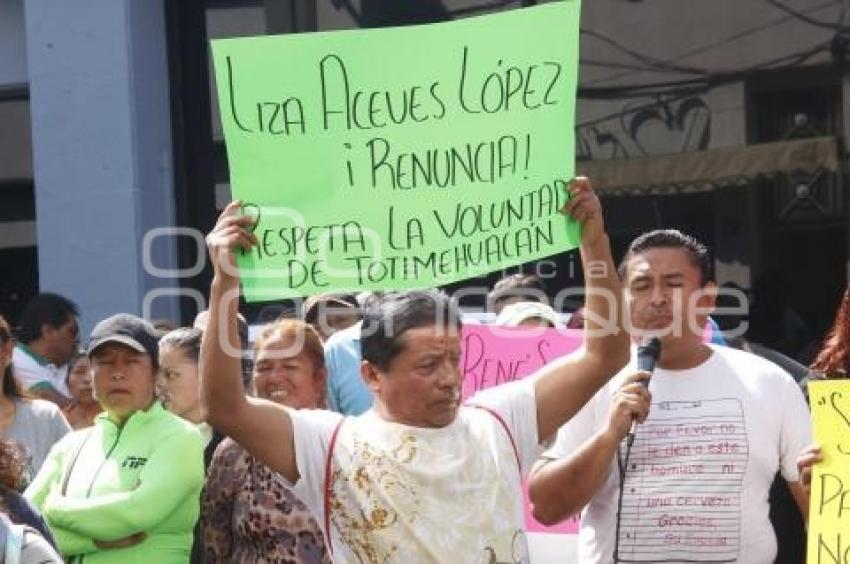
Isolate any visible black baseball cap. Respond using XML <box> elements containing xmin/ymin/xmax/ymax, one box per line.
<box><xmin>87</xmin><ymin>314</ymin><xmax>160</xmax><ymax>365</ymax></box>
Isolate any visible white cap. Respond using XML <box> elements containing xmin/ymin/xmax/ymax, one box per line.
<box><xmin>494</xmin><ymin>301</ymin><xmax>564</xmax><ymax>328</ymax></box>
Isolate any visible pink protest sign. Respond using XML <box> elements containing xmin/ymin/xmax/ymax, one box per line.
<box><xmin>461</xmin><ymin>323</ymin><xmax>584</xmax><ymax>400</ymax></box>
<box><xmin>461</xmin><ymin>323</ymin><xmax>584</xmax><ymax>535</ymax></box>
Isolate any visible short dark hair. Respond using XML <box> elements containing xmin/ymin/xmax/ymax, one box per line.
<box><xmin>16</xmin><ymin>292</ymin><xmax>79</xmax><ymax>344</ymax></box>
<box><xmin>488</xmin><ymin>274</ymin><xmax>548</xmax><ymax>312</ymax></box>
<box><xmin>159</xmin><ymin>327</ymin><xmax>203</xmax><ymax>363</ymax></box>
<box><xmin>360</xmin><ymin>290</ymin><xmax>461</xmax><ymax>371</ymax></box>
<box><xmin>619</xmin><ymin>229</ymin><xmax>712</xmax><ymax>285</ymax></box>
<box><xmin>303</xmin><ymin>293</ymin><xmax>360</xmax><ymax>326</ymax></box>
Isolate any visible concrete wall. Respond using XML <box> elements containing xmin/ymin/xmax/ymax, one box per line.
<box><xmin>24</xmin><ymin>0</ymin><xmax>180</xmax><ymax>334</ymax></box>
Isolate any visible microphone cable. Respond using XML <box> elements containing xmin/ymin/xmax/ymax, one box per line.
<box><xmin>612</xmin><ymin>338</ymin><xmax>661</xmax><ymax>562</ymax></box>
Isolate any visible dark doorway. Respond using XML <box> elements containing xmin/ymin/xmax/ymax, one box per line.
<box><xmin>753</xmin><ymin>226</ymin><xmax>846</xmax><ymax>363</ymax></box>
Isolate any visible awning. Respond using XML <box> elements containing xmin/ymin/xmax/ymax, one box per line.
<box><xmin>576</xmin><ymin>136</ymin><xmax>840</xmax><ymax>196</ymax></box>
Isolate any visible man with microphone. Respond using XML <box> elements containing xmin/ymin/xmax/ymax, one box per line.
<box><xmin>528</xmin><ymin>229</ymin><xmax>811</xmax><ymax>563</ymax></box>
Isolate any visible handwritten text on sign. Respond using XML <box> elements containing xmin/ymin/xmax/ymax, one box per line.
<box><xmin>461</xmin><ymin>324</ymin><xmax>583</xmax><ymax>535</ymax></box>
<box><xmin>807</xmin><ymin>380</ymin><xmax>850</xmax><ymax>564</ymax></box>
<box><xmin>617</xmin><ymin>398</ymin><xmax>748</xmax><ymax>562</ymax></box>
<box><xmin>211</xmin><ymin>2</ymin><xmax>582</xmax><ymax>301</ymax></box>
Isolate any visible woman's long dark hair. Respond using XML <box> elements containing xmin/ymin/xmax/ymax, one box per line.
<box><xmin>811</xmin><ymin>287</ymin><xmax>850</xmax><ymax>376</ymax></box>
<box><xmin>1</xmin><ymin>315</ymin><xmax>26</xmax><ymax>400</ymax></box>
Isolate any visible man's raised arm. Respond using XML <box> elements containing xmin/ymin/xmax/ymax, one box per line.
<box><xmin>533</xmin><ymin>177</ymin><xmax>629</xmax><ymax>441</ymax></box>
<box><xmin>200</xmin><ymin>201</ymin><xmax>299</xmax><ymax>482</ymax></box>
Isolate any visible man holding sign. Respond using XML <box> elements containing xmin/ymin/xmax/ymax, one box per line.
<box><xmin>200</xmin><ymin>177</ymin><xmax>629</xmax><ymax>562</ymax></box>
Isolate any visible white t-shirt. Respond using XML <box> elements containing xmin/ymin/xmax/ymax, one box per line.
<box><xmin>12</xmin><ymin>344</ymin><xmax>71</xmax><ymax>399</ymax></box>
<box><xmin>543</xmin><ymin>345</ymin><xmax>811</xmax><ymax>564</ymax></box>
<box><xmin>4</xmin><ymin>399</ymin><xmax>71</xmax><ymax>484</ymax></box>
<box><xmin>288</xmin><ymin>379</ymin><xmax>539</xmax><ymax>563</ymax></box>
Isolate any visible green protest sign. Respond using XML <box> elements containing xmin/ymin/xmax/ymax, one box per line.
<box><xmin>211</xmin><ymin>2</ymin><xmax>582</xmax><ymax>302</ymax></box>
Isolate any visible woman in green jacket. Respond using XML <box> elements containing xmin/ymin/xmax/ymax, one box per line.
<box><xmin>25</xmin><ymin>314</ymin><xmax>204</xmax><ymax>563</ymax></box>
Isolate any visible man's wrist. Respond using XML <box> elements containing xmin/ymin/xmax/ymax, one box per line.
<box><xmin>211</xmin><ymin>275</ymin><xmax>239</xmax><ymax>292</ymax></box>
<box><xmin>598</xmin><ymin>425</ymin><xmax>625</xmax><ymax>449</ymax></box>
<box><xmin>580</xmin><ymin>232</ymin><xmax>610</xmax><ymax>253</ymax></box>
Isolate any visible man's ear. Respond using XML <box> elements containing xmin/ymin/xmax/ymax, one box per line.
<box><xmin>693</xmin><ymin>282</ymin><xmax>718</xmax><ymax>331</ymax></box>
<box><xmin>40</xmin><ymin>322</ymin><xmax>54</xmax><ymax>341</ymax></box>
<box><xmin>699</xmin><ymin>281</ymin><xmax>718</xmax><ymax>311</ymax></box>
<box><xmin>361</xmin><ymin>360</ymin><xmax>381</xmax><ymax>393</ymax></box>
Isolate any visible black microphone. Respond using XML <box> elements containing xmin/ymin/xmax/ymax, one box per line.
<box><xmin>628</xmin><ymin>337</ymin><xmax>662</xmax><ymax>441</ymax></box>
<box><xmin>637</xmin><ymin>337</ymin><xmax>662</xmax><ymax>375</ymax></box>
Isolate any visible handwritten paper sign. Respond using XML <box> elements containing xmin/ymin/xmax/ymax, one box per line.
<box><xmin>211</xmin><ymin>3</ymin><xmax>582</xmax><ymax>302</ymax></box>
<box><xmin>617</xmin><ymin>398</ymin><xmax>748</xmax><ymax>561</ymax></box>
<box><xmin>807</xmin><ymin>379</ymin><xmax>850</xmax><ymax>564</ymax></box>
<box><xmin>461</xmin><ymin>323</ymin><xmax>584</xmax><ymax>538</ymax></box>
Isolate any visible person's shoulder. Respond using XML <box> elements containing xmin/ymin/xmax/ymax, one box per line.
<box><xmin>209</xmin><ymin>436</ymin><xmax>249</xmax><ymax>468</ymax></box>
<box><xmin>21</xmin><ymin>527</ymin><xmax>62</xmax><ymax>563</ymax></box>
<box><xmin>214</xmin><ymin>436</ymin><xmax>242</xmax><ymax>456</ymax></box>
<box><xmin>17</xmin><ymin>398</ymin><xmax>63</xmax><ymax>418</ymax></box>
<box><xmin>4</xmin><ymin>487</ymin><xmax>36</xmax><ymax>516</ymax></box>
<box><xmin>46</xmin><ymin>425</ymin><xmax>95</xmax><ymax>453</ymax></box>
<box><xmin>295</xmin><ymin>406</ymin><xmax>345</xmax><ymax>428</ymax></box>
<box><xmin>12</xmin><ymin>344</ymin><xmax>49</xmax><ymax>372</ymax></box>
<box><xmin>150</xmin><ymin>406</ymin><xmax>205</xmax><ymax>442</ymax></box>
<box><xmin>325</xmin><ymin>321</ymin><xmax>362</xmax><ymax>348</ymax></box>
<box><xmin>467</xmin><ymin>377</ymin><xmax>537</xmax><ymax>408</ymax></box>
<box><xmin>12</xmin><ymin>344</ymin><xmax>36</xmax><ymax>364</ymax></box>
<box><xmin>711</xmin><ymin>344</ymin><xmax>799</xmax><ymax>386</ymax></box>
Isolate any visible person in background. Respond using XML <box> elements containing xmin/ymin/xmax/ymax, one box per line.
<box><xmin>0</xmin><ymin>315</ymin><xmax>70</xmax><ymax>485</ymax></box>
<box><xmin>151</xmin><ymin>319</ymin><xmax>177</xmax><ymax>336</ymax></box>
<box><xmin>323</xmin><ymin>322</ymin><xmax>371</xmax><ymax>415</ymax></box>
<box><xmin>61</xmin><ymin>351</ymin><xmax>101</xmax><ymax>429</ymax></box>
<box><xmin>322</xmin><ymin>294</ymin><xmax>380</xmax><ymax>416</ymax></box>
<box><xmin>495</xmin><ymin>301</ymin><xmax>565</xmax><ymax>329</ymax></box>
<box><xmin>304</xmin><ymin>292</ymin><xmax>361</xmax><ymax>341</ymax></box>
<box><xmin>809</xmin><ymin>285</ymin><xmax>850</xmax><ymax>378</ymax></box>
<box><xmin>157</xmin><ymin>327</ymin><xmax>223</xmax><ymax>463</ymax></box>
<box><xmin>157</xmin><ymin>326</ymin><xmax>225</xmax><ymax>564</ymax></box>
<box><xmin>12</xmin><ymin>293</ymin><xmax>79</xmax><ymax>407</ymax></box>
<box><xmin>0</xmin><ymin>512</ymin><xmax>62</xmax><ymax>564</ymax></box>
<box><xmin>795</xmin><ymin>285</ymin><xmax>850</xmax><ymax>519</ymax></box>
<box><xmin>194</xmin><ymin>310</ymin><xmax>253</xmax><ymax>393</ymax></box>
<box><xmin>202</xmin><ymin>318</ymin><xmax>330</xmax><ymax>563</ymax></box>
<box><xmin>488</xmin><ymin>273</ymin><xmax>549</xmax><ymax>315</ymax></box>
<box><xmin>0</xmin><ymin>438</ymin><xmax>56</xmax><ymax>547</ymax></box>
<box><xmin>26</xmin><ymin>314</ymin><xmax>204</xmax><ymax>563</ymax></box>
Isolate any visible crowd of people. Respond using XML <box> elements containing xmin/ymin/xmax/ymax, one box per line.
<box><xmin>0</xmin><ymin>177</ymin><xmax>843</xmax><ymax>563</ymax></box>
